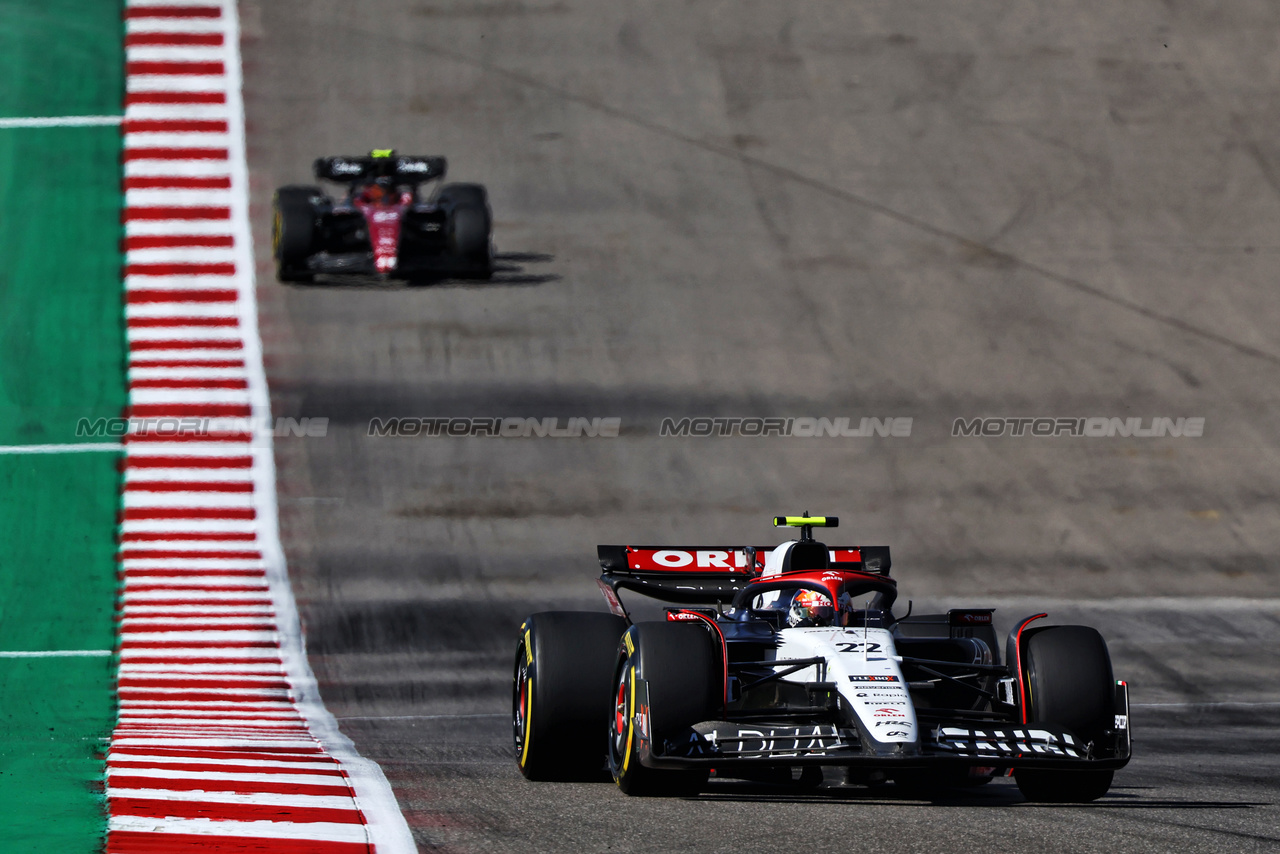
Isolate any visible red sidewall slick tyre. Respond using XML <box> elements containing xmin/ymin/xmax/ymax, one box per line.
<box><xmin>1015</xmin><ymin>625</ymin><xmax>1116</xmax><ymax>803</ymax></box>
<box><xmin>513</xmin><ymin>611</ymin><xmax>627</xmax><ymax>781</ymax></box>
<box><xmin>607</xmin><ymin>621</ymin><xmax>717</xmax><ymax>796</ymax></box>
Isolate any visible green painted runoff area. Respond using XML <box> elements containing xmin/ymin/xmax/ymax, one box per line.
<box><xmin>0</xmin><ymin>126</ymin><xmax>128</xmax><ymax>447</ymax></box>
<box><xmin>0</xmin><ymin>456</ymin><xmax>120</xmax><ymax>852</ymax></box>
<box><xmin>0</xmin><ymin>0</ymin><xmax>124</xmax><ymax>119</ymax></box>
<box><xmin>0</xmin><ymin>1</ymin><xmax>123</xmax><ymax>851</ymax></box>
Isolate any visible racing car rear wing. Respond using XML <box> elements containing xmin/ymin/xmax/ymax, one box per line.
<box><xmin>596</xmin><ymin>545</ymin><xmax>892</xmax><ymax>612</ymax></box>
<box><xmin>597</xmin><ymin>545</ymin><xmax>891</xmax><ymax>575</ymax></box>
<box><xmin>314</xmin><ymin>154</ymin><xmax>447</xmax><ymax>183</ymax></box>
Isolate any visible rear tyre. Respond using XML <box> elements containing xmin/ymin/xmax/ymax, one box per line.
<box><xmin>436</xmin><ymin>182</ymin><xmax>493</xmax><ymax>279</ymax></box>
<box><xmin>1014</xmin><ymin>625</ymin><xmax>1116</xmax><ymax>803</ymax></box>
<box><xmin>273</xmin><ymin>186</ymin><xmax>320</xmax><ymax>282</ymax></box>
<box><xmin>434</xmin><ymin>182</ymin><xmax>488</xmax><ymax>212</ymax></box>
<box><xmin>512</xmin><ymin>612</ymin><xmax>628</xmax><ymax>781</ymax></box>
<box><xmin>891</xmin><ymin>766</ymin><xmax>980</xmax><ymax>795</ymax></box>
<box><xmin>608</xmin><ymin>622</ymin><xmax>718</xmax><ymax>796</ymax></box>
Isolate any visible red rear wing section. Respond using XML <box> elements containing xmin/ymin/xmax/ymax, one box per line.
<box><xmin>597</xmin><ymin>545</ymin><xmax>890</xmax><ymax>576</ymax></box>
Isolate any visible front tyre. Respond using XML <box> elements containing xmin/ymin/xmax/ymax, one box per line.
<box><xmin>1015</xmin><ymin>767</ymin><xmax>1114</xmax><ymax>803</ymax></box>
<box><xmin>1015</xmin><ymin>625</ymin><xmax>1116</xmax><ymax>803</ymax></box>
<box><xmin>607</xmin><ymin>622</ymin><xmax>717</xmax><ymax>796</ymax></box>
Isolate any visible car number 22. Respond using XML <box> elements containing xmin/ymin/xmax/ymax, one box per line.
<box><xmin>836</xmin><ymin>641</ymin><xmax>882</xmax><ymax>653</ymax></box>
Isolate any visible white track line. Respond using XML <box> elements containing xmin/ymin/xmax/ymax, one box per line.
<box><xmin>0</xmin><ymin>650</ymin><xmax>114</xmax><ymax>658</ymax></box>
<box><xmin>0</xmin><ymin>443</ymin><xmax>124</xmax><ymax>454</ymax></box>
<box><xmin>0</xmin><ymin>115</ymin><xmax>122</xmax><ymax>128</ymax></box>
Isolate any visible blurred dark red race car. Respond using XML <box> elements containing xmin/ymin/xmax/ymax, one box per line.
<box><xmin>513</xmin><ymin>515</ymin><xmax>1131</xmax><ymax>801</ymax></box>
<box><xmin>272</xmin><ymin>148</ymin><xmax>492</xmax><ymax>282</ymax></box>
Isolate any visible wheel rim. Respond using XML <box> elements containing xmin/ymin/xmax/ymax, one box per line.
<box><xmin>614</xmin><ymin>679</ymin><xmax>627</xmax><ymax>736</ymax></box>
<box><xmin>513</xmin><ymin>655</ymin><xmax>529</xmax><ymax>758</ymax></box>
<box><xmin>609</xmin><ymin>665</ymin><xmax>631</xmax><ymax>770</ymax></box>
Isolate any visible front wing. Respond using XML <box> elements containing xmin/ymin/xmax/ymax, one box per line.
<box><xmin>627</xmin><ymin>680</ymin><xmax>1131</xmax><ymax>772</ymax></box>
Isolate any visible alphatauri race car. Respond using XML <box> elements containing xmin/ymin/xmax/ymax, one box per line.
<box><xmin>272</xmin><ymin>149</ymin><xmax>492</xmax><ymax>282</ymax></box>
<box><xmin>513</xmin><ymin>516</ymin><xmax>1131</xmax><ymax>800</ymax></box>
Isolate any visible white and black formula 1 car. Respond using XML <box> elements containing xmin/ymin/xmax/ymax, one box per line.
<box><xmin>272</xmin><ymin>148</ymin><xmax>492</xmax><ymax>282</ymax></box>
<box><xmin>513</xmin><ymin>516</ymin><xmax>1131</xmax><ymax>800</ymax></box>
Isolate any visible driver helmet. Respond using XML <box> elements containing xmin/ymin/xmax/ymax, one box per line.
<box><xmin>362</xmin><ymin>179</ymin><xmax>395</xmax><ymax>204</ymax></box>
<box><xmin>788</xmin><ymin>589</ymin><xmax>834</xmax><ymax>627</ymax></box>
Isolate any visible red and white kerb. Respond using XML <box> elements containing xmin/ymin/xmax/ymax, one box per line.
<box><xmin>110</xmin><ymin>2</ymin><xmax>415</xmax><ymax>851</ymax></box>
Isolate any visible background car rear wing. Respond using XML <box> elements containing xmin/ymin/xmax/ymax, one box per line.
<box><xmin>595</xmin><ymin>545</ymin><xmax>892</xmax><ymax>614</ymax></box>
<box><xmin>314</xmin><ymin>154</ymin><xmax>447</xmax><ymax>183</ymax></box>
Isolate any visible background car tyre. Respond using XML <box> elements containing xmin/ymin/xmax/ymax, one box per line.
<box><xmin>273</xmin><ymin>186</ymin><xmax>320</xmax><ymax>282</ymax></box>
<box><xmin>512</xmin><ymin>611</ymin><xmax>628</xmax><ymax>781</ymax></box>
<box><xmin>607</xmin><ymin>621</ymin><xmax>718</xmax><ymax>796</ymax></box>
<box><xmin>1015</xmin><ymin>625</ymin><xmax>1116</xmax><ymax>803</ymax></box>
<box><xmin>436</xmin><ymin>182</ymin><xmax>493</xmax><ymax>279</ymax></box>
<box><xmin>434</xmin><ymin>182</ymin><xmax>488</xmax><ymax>213</ymax></box>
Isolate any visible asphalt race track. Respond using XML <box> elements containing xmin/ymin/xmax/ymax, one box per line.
<box><xmin>240</xmin><ymin>2</ymin><xmax>1280</xmax><ymax>851</ymax></box>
